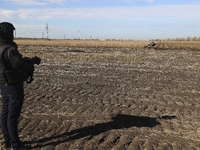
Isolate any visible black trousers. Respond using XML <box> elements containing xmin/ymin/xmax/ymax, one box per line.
<box><xmin>0</xmin><ymin>82</ymin><xmax>24</xmax><ymax>146</ymax></box>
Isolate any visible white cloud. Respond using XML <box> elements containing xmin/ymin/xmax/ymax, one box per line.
<box><xmin>0</xmin><ymin>9</ymin><xmax>17</xmax><ymax>20</ymax></box>
<box><xmin>2</xmin><ymin>0</ymin><xmax>81</xmax><ymax>5</ymax></box>
<box><xmin>15</xmin><ymin>24</ymin><xmax>44</xmax><ymax>29</ymax></box>
<box><xmin>145</xmin><ymin>0</ymin><xmax>154</xmax><ymax>3</ymax></box>
<box><xmin>3</xmin><ymin>0</ymin><xmax>155</xmax><ymax>6</ymax></box>
<box><xmin>2</xmin><ymin>0</ymin><xmax>47</xmax><ymax>6</ymax></box>
<box><xmin>118</xmin><ymin>0</ymin><xmax>154</xmax><ymax>3</ymax></box>
<box><xmin>45</xmin><ymin>0</ymin><xmax>66</xmax><ymax>5</ymax></box>
<box><xmin>18</xmin><ymin>5</ymin><xmax>200</xmax><ymax>20</ymax></box>
<box><xmin>1</xmin><ymin>4</ymin><xmax>200</xmax><ymax>21</ymax></box>
<box><xmin>15</xmin><ymin>24</ymin><xmax>75</xmax><ymax>30</ymax></box>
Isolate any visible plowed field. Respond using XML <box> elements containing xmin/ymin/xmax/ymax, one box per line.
<box><xmin>1</xmin><ymin>42</ymin><xmax>200</xmax><ymax>149</ymax></box>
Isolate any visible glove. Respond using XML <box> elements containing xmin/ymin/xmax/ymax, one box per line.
<box><xmin>33</xmin><ymin>56</ymin><xmax>41</xmax><ymax>65</ymax></box>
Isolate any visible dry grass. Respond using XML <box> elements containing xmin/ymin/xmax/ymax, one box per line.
<box><xmin>14</xmin><ymin>39</ymin><xmax>200</xmax><ymax>49</ymax></box>
<box><xmin>16</xmin><ymin>40</ymin><xmax>200</xmax><ymax>63</ymax></box>
<box><xmin>14</xmin><ymin>39</ymin><xmax>149</xmax><ymax>47</ymax></box>
<box><xmin>20</xmin><ymin>52</ymin><xmax>144</xmax><ymax>63</ymax></box>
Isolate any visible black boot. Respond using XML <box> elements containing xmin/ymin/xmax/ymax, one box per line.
<box><xmin>11</xmin><ymin>143</ymin><xmax>31</xmax><ymax>150</ymax></box>
<box><xmin>2</xmin><ymin>141</ymin><xmax>11</xmax><ymax>149</ymax></box>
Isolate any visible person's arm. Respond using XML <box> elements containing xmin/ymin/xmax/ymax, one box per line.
<box><xmin>7</xmin><ymin>47</ymin><xmax>41</xmax><ymax>72</ymax></box>
<box><xmin>17</xmin><ymin>58</ymin><xmax>40</xmax><ymax>72</ymax></box>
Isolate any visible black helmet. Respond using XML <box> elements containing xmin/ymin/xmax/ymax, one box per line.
<box><xmin>0</xmin><ymin>22</ymin><xmax>15</xmax><ymax>41</ymax></box>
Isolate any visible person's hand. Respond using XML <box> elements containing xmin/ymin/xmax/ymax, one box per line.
<box><xmin>33</xmin><ymin>56</ymin><xmax>41</xmax><ymax>65</ymax></box>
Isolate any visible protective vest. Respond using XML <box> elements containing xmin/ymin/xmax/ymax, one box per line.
<box><xmin>0</xmin><ymin>45</ymin><xmax>10</xmax><ymax>84</ymax></box>
<box><xmin>0</xmin><ymin>45</ymin><xmax>27</xmax><ymax>84</ymax></box>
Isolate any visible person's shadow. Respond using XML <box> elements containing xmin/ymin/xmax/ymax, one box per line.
<box><xmin>28</xmin><ymin>114</ymin><xmax>176</xmax><ymax>149</ymax></box>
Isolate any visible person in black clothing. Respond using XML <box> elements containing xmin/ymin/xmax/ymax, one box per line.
<box><xmin>0</xmin><ymin>22</ymin><xmax>41</xmax><ymax>150</ymax></box>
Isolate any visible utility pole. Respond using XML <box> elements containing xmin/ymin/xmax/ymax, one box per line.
<box><xmin>46</xmin><ymin>23</ymin><xmax>49</xmax><ymax>39</ymax></box>
<box><xmin>14</xmin><ymin>30</ymin><xmax>16</xmax><ymax>38</ymax></box>
<box><xmin>77</xmin><ymin>31</ymin><xmax>79</xmax><ymax>40</ymax></box>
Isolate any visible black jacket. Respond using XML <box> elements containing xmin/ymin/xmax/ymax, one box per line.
<box><xmin>0</xmin><ymin>39</ymin><xmax>35</xmax><ymax>84</ymax></box>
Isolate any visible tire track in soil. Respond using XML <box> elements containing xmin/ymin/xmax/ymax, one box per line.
<box><xmin>1</xmin><ymin>45</ymin><xmax>200</xmax><ymax>149</ymax></box>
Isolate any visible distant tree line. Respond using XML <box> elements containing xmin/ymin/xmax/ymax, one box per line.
<box><xmin>16</xmin><ymin>36</ymin><xmax>200</xmax><ymax>42</ymax></box>
<box><xmin>151</xmin><ymin>37</ymin><xmax>200</xmax><ymax>42</ymax></box>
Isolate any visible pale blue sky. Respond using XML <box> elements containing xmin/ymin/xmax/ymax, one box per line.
<box><xmin>0</xmin><ymin>0</ymin><xmax>200</xmax><ymax>40</ymax></box>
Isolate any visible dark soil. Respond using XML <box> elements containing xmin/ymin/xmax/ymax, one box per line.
<box><xmin>1</xmin><ymin>43</ymin><xmax>200</xmax><ymax>149</ymax></box>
